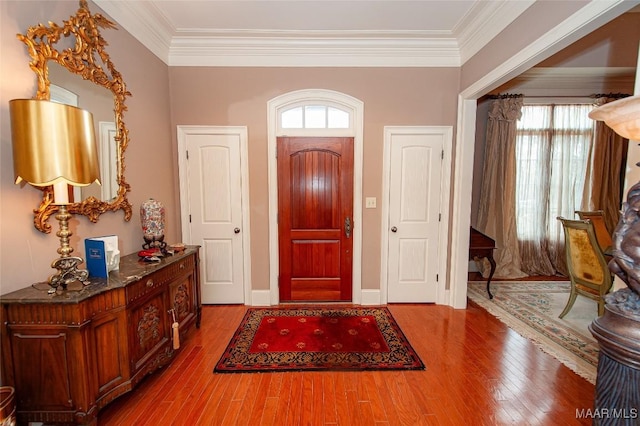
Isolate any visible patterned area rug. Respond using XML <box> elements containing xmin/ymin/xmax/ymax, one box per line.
<box><xmin>467</xmin><ymin>281</ymin><xmax>599</xmax><ymax>384</ymax></box>
<box><xmin>214</xmin><ymin>306</ymin><xmax>424</xmax><ymax>373</ymax></box>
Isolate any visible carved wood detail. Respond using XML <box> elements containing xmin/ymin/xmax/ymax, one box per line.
<box><xmin>174</xmin><ymin>283</ymin><xmax>190</xmax><ymax>321</ymax></box>
<box><xmin>137</xmin><ymin>304</ymin><xmax>161</xmax><ymax>347</ymax></box>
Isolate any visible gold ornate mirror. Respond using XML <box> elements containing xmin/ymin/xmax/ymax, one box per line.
<box><xmin>18</xmin><ymin>0</ymin><xmax>132</xmax><ymax>233</ymax></box>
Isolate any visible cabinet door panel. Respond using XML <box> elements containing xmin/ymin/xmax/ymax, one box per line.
<box><xmin>170</xmin><ymin>274</ymin><xmax>197</xmax><ymax>329</ymax></box>
<box><xmin>93</xmin><ymin>312</ymin><xmax>128</xmax><ymax>394</ymax></box>
<box><xmin>129</xmin><ymin>293</ymin><xmax>170</xmax><ymax>371</ymax></box>
<box><xmin>10</xmin><ymin>330</ymin><xmax>72</xmax><ymax>410</ymax></box>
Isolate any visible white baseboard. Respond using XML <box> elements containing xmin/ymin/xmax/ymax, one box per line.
<box><xmin>250</xmin><ymin>290</ymin><xmax>272</xmax><ymax>306</ymax></box>
<box><xmin>360</xmin><ymin>289</ymin><xmax>382</xmax><ymax>305</ymax></box>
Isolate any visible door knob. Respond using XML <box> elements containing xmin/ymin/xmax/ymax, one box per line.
<box><xmin>391</xmin><ymin>226</ymin><xmax>397</xmax><ymax>233</ymax></box>
<box><xmin>344</xmin><ymin>217</ymin><xmax>352</xmax><ymax>238</ymax></box>
<box><xmin>234</xmin><ymin>227</ymin><xmax>241</xmax><ymax>234</ymax></box>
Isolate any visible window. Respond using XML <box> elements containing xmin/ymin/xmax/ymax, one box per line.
<box><xmin>515</xmin><ymin>103</ymin><xmax>594</xmax><ymax>245</ymax></box>
<box><xmin>281</xmin><ymin>105</ymin><xmax>350</xmax><ymax>129</ymax></box>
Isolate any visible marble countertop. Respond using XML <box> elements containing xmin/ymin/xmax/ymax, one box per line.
<box><xmin>0</xmin><ymin>246</ymin><xmax>199</xmax><ymax>304</ymax></box>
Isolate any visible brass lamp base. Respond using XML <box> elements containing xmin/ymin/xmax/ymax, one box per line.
<box><xmin>48</xmin><ymin>256</ymin><xmax>89</xmax><ymax>293</ymax></box>
<box><xmin>46</xmin><ymin>204</ymin><xmax>90</xmax><ymax>294</ymax></box>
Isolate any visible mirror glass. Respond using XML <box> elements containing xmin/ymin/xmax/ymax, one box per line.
<box><xmin>19</xmin><ymin>0</ymin><xmax>132</xmax><ymax>233</ymax></box>
<box><xmin>49</xmin><ymin>64</ymin><xmax>119</xmax><ymax>201</ymax></box>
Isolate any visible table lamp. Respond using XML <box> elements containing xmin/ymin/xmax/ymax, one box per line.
<box><xmin>10</xmin><ymin>99</ymin><xmax>101</xmax><ymax>292</ymax></box>
<box><xmin>589</xmin><ymin>95</ymin><xmax>640</xmax><ymax>296</ymax></box>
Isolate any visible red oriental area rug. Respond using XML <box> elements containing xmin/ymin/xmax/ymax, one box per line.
<box><xmin>214</xmin><ymin>306</ymin><xmax>425</xmax><ymax>373</ymax></box>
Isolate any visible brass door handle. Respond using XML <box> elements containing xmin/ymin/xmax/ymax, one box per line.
<box><xmin>344</xmin><ymin>217</ymin><xmax>352</xmax><ymax>238</ymax></box>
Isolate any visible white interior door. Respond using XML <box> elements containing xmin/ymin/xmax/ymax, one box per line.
<box><xmin>385</xmin><ymin>127</ymin><xmax>446</xmax><ymax>303</ymax></box>
<box><xmin>177</xmin><ymin>126</ymin><xmax>250</xmax><ymax>304</ymax></box>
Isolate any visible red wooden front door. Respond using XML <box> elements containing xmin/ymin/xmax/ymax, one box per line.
<box><xmin>277</xmin><ymin>137</ymin><xmax>354</xmax><ymax>302</ymax></box>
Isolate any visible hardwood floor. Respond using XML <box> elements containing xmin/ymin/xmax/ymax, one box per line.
<box><xmin>98</xmin><ymin>303</ymin><xmax>594</xmax><ymax>425</ymax></box>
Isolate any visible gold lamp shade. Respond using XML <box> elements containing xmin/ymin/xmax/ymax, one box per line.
<box><xmin>9</xmin><ymin>99</ymin><xmax>100</xmax><ymax>188</ymax></box>
<box><xmin>10</xmin><ymin>99</ymin><xmax>101</xmax><ymax>292</ymax></box>
<box><xmin>589</xmin><ymin>95</ymin><xmax>640</xmax><ymax>141</ymax></box>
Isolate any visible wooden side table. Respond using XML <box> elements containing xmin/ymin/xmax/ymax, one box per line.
<box><xmin>469</xmin><ymin>227</ymin><xmax>497</xmax><ymax>299</ymax></box>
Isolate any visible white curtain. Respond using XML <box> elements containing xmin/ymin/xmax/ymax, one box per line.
<box><xmin>516</xmin><ymin>104</ymin><xmax>595</xmax><ymax>276</ymax></box>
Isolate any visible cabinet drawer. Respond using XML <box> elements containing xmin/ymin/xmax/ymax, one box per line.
<box><xmin>126</xmin><ymin>255</ymin><xmax>195</xmax><ymax>303</ymax></box>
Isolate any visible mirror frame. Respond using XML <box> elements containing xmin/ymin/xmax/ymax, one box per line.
<box><xmin>18</xmin><ymin>0</ymin><xmax>132</xmax><ymax>233</ymax></box>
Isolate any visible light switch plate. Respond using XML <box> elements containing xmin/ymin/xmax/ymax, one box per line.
<box><xmin>365</xmin><ymin>197</ymin><xmax>377</xmax><ymax>208</ymax></box>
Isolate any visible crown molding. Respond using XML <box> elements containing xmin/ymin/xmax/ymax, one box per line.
<box><xmin>168</xmin><ymin>31</ymin><xmax>461</xmax><ymax>67</ymax></box>
<box><xmin>497</xmin><ymin>67</ymin><xmax>636</xmax><ymax>96</ymax></box>
<box><xmin>94</xmin><ymin>0</ymin><xmax>174</xmax><ymax>64</ymax></box>
<box><xmin>92</xmin><ymin>0</ymin><xmax>572</xmax><ymax>68</ymax></box>
<box><xmin>456</xmin><ymin>0</ymin><xmax>535</xmax><ymax>63</ymax></box>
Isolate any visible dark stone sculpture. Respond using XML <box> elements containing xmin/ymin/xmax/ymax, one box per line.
<box><xmin>588</xmin><ymin>95</ymin><xmax>640</xmax><ymax>425</ymax></box>
<box><xmin>606</xmin><ymin>180</ymin><xmax>640</xmax><ymax>315</ymax></box>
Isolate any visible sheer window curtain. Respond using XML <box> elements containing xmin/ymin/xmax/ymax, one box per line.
<box><xmin>477</xmin><ymin>97</ymin><xmax>627</xmax><ymax>279</ymax></box>
<box><xmin>516</xmin><ymin>104</ymin><xmax>595</xmax><ymax>276</ymax></box>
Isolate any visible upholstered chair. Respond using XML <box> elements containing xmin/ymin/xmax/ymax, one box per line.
<box><xmin>557</xmin><ymin>217</ymin><xmax>613</xmax><ymax>318</ymax></box>
<box><xmin>575</xmin><ymin>210</ymin><xmax>613</xmax><ymax>254</ymax></box>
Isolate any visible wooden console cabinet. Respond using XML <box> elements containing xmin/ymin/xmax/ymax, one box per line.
<box><xmin>0</xmin><ymin>246</ymin><xmax>201</xmax><ymax>425</ymax></box>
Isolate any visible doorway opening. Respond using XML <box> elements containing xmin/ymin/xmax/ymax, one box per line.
<box><xmin>267</xmin><ymin>89</ymin><xmax>364</xmax><ymax>305</ymax></box>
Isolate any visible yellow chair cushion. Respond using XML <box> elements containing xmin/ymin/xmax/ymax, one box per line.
<box><xmin>567</xmin><ymin>227</ymin><xmax>604</xmax><ymax>284</ymax></box>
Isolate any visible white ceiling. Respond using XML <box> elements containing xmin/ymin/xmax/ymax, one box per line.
<box><xmin>93</xmin><ymin>0</ymin><xmax>535</xmax><ymax>67</ymax></box>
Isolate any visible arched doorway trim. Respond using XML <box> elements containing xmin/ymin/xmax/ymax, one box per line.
<box><xmin>267</xmin><ymin>89</ymin><xmax>364</xmax><ymax>305</ymax></box>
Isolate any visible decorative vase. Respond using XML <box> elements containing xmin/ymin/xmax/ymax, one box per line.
<box><xmin>140</xmin><ymin>198</ymin><xmax>167</xmax><ymax>250</ymax></box>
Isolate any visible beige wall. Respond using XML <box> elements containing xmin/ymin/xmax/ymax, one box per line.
<box><xmin>0</xmin><ymin>1</ymin><xmax>460</xmax><ymax>296</ymax></box>
<box><xmin>538</xmin><ymin>11</ymin><xmax>640</xmax><ymax>69</ymax></box>
<box><xmin>460</xmin><ymin>1</ymin><xmax>589</xmax><ymax>93</ymax></box>
<box><xmin>168</xmin><ymin>67</ymin><xmax>460</xmax><ymax>291</ymax></box>
<box><xmin>1</xmin><ymin>0</ymin><xmax>632</xmax><ymax>298</ymax></box>
<box><xmin>0</xmin><ymin>1</ymin><xmax>175</xmax><ymax>294</ymax></box>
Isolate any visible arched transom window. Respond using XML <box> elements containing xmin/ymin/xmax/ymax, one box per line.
<box><xmin>280</xmin><ymin>103</ymin><xmax>351</xmax><ymax>129</ymax></box>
